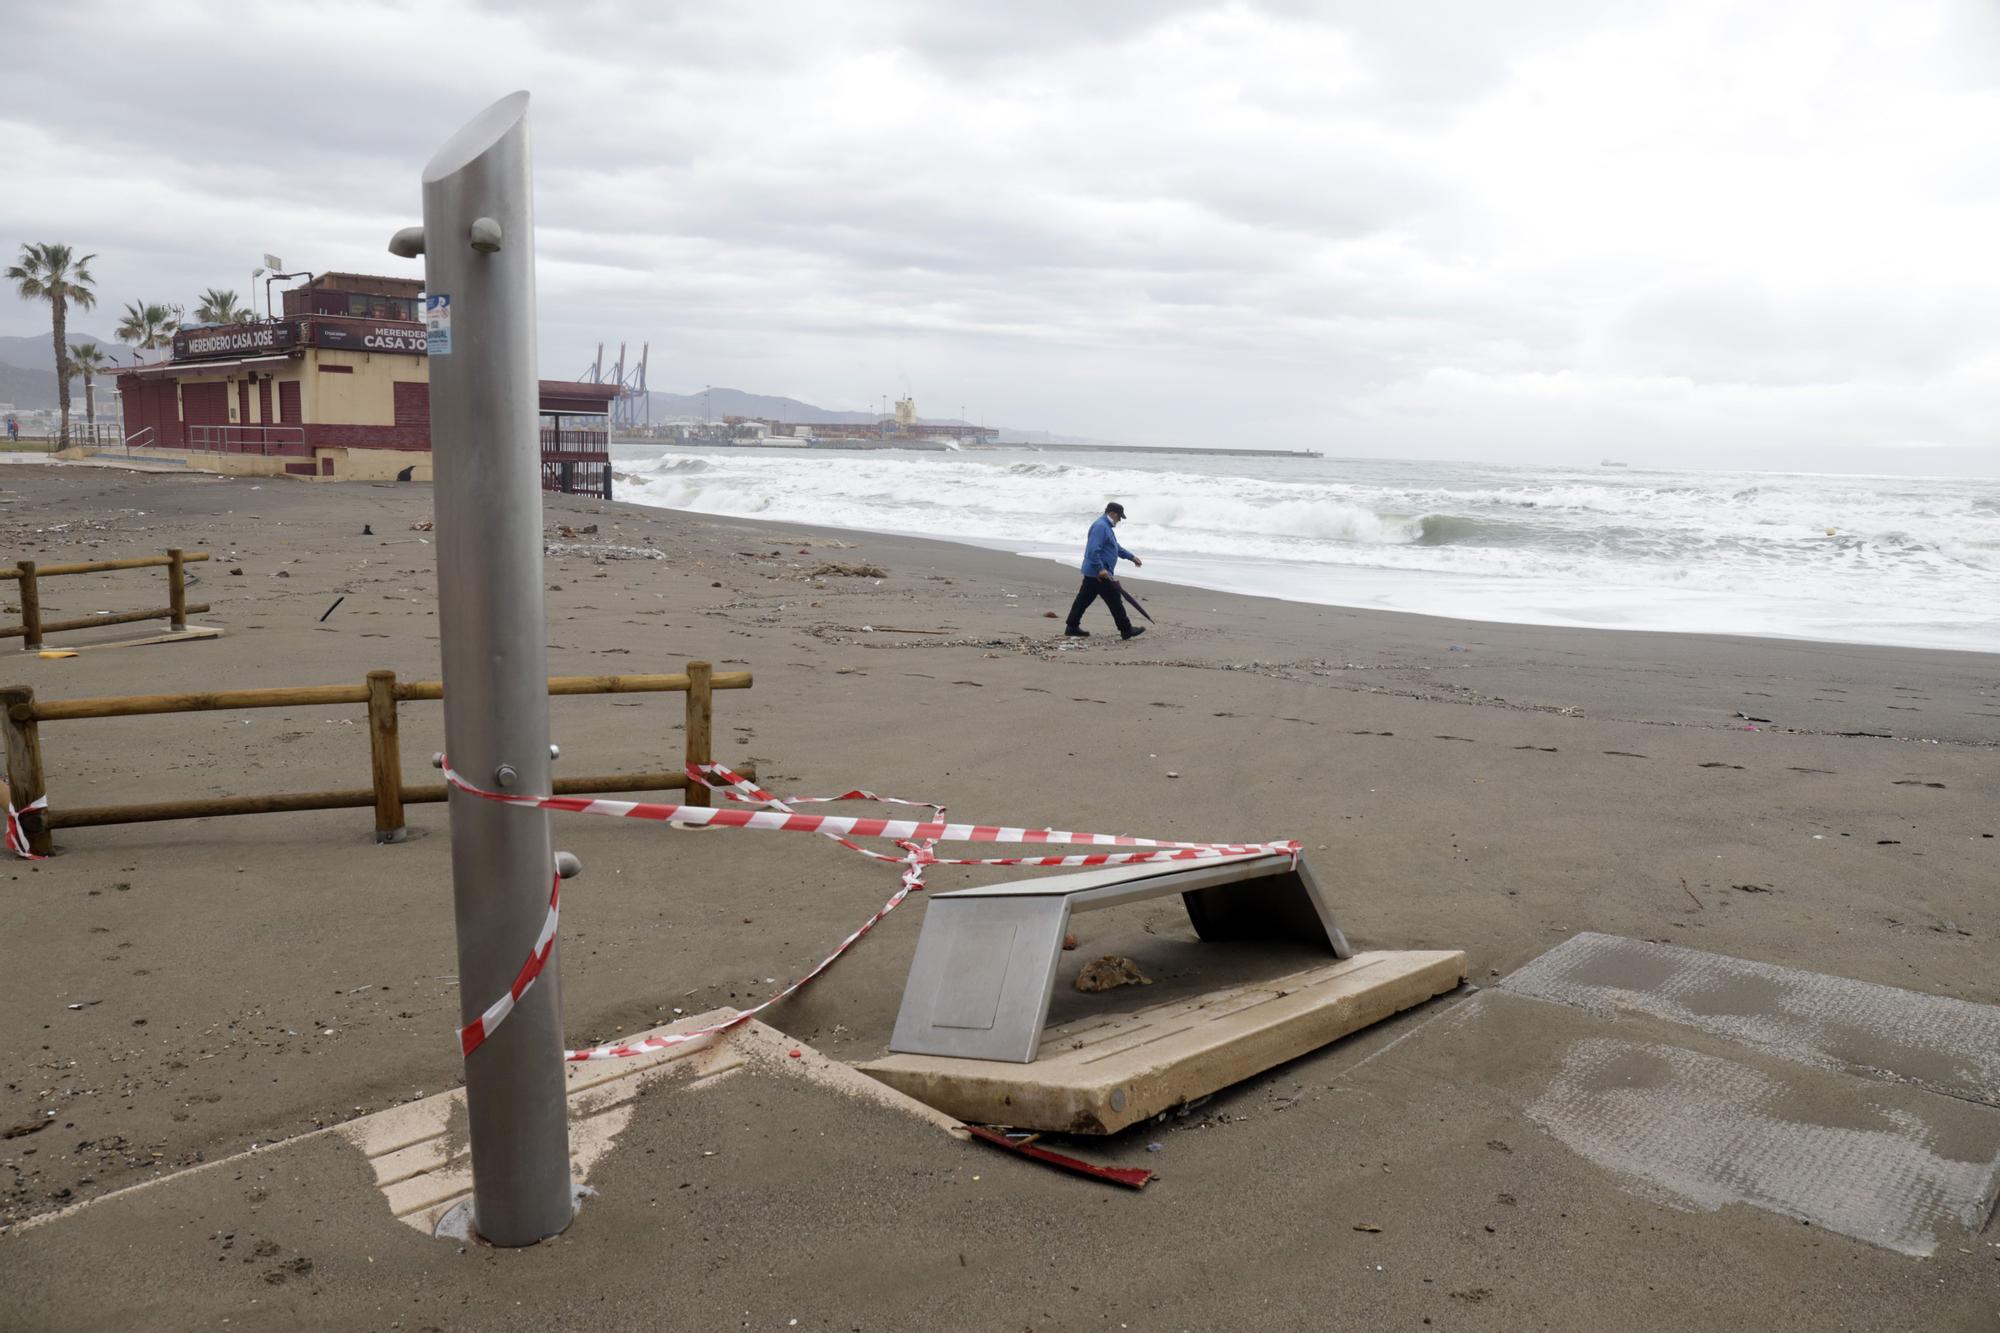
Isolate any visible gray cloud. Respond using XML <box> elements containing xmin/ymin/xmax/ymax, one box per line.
<box><xmin>3</xmin><ymin>0</ymin><xmax>1997</xmax><ymax>474</ymax></box>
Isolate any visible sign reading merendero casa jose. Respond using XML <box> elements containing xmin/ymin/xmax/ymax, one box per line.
<box><xmin>170</xmin><ymin>318</ymin><xmax>430</xmax><ymax>361</ymax></box>
<box><xmin>308</xmin><ymin>319</ymin><xmax>428</xmax><ymax>354</ymax></box>
<box><xmin>172</xmin><ymin>321</ymin><xmax>298</xmax><ymax>360</ymax></box>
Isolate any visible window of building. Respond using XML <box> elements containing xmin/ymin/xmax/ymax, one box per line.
<box><xmin>393</xmin><ymin>381</ymin><xmax>429</xmax><ymax>427</ymax></box>
<box><xmin>341</xmin><ymin>293</ymin><xmax>418</xmax><ymax>322</ymax></box>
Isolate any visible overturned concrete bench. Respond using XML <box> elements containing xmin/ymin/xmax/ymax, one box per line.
<box><xmin>888</xmin><ymin>851</ymin><xmax>1352</xmax><ymax>1063</ymax></box>
<box><xmin>864</xmin><ymin>851</ymin><xmax>1465</xmax><ymax>1133</ymax></box>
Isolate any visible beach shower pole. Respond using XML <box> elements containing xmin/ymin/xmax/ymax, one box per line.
<box><xmin>390</xmin><ymin>91</ymin><xmax>574</xmax><ymax>1245</ymax></box>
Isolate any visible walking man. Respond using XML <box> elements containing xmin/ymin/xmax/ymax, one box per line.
<box><xmin>1064</xmin><ymin>501</ymin><xmax>1146</xmax><ymax>640</ymax></box>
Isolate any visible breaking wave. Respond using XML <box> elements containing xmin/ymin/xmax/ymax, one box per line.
<box><xmin>610</xmin><ymin>445</ymin><xmax>2000</xmax><ymax>652</ymax></box>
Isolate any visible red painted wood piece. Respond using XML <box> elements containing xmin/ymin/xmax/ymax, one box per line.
<box><xmin>963</xmin><ymin>1125</ymin><xmax>1154</xmax><ymax>1190</ymax></box>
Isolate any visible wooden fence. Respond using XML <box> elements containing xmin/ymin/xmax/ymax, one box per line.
<box><xmin>0</xmin><ymin>661</ymin><xmax>750</xmax><ymax>856</ymax></box>
<box><xmin>4</xmin><ymin>549</ymin><xmax>210</xmax><ymax>651</ymax></box>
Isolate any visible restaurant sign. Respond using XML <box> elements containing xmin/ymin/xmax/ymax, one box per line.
<box><xmin>172</xmin><ymin>321</ymin><xmax>297</xmax><ymax>360</ymax></box>
<box><xmin>309</xmin><ymin>319</ymin><xmax>428</xmax><ymax>354</ymax></box>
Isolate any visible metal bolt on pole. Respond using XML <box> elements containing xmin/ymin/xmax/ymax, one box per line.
<box><xmin>391</xmin><ymin>90</ymin><xmax>573</xmax><ymax>1246</ymax></box>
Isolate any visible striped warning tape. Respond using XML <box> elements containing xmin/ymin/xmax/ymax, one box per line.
<box><xmin>458</xmin><ymin>870</ymin><xmax>561</xmax><ymax>1056</ymax></box>
<box><xmin>4</xmin><ymin>792</ymin><xmax>46</xmax><ymax>861</ymax></box>
<box><xmin>439</xmin><ymin>758</ymin><xmax>1291</xmax><ymax>860</ymax></box>
<box><xmin>441</xmin><ymin>757</ymin><xmax>1297</xmax><ymax>1061</ymax></box>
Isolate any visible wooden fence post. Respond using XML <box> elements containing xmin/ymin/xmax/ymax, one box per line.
<box><xmin>17</xmin><ymin>563</ymin><xmax>41</xmax><ymax>652</ymax></box>
<box><xmin>167</xmin><ymin>549</ymin><xmax>187</xmax><ymax>632</ymax></box>
<box><xmin>684</xmin><ymin>660</ymin><xmax>713</xmax><ymax>806</ymax></box>
<box><xmin>1</xmin><ymin>684</ymin><xmax>52</xmax><ymax>855</ymax></box>
<box><xmin>366</xmin><ymin>670</ymin><xmax>406</xmax><ymax>842</ymax></box>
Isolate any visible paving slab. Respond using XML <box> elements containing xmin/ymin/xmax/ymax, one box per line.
<box><xmin>857</xmin><ymin>949</ymin><xmax>1467</xmax><ymax>1132</ymax></box>
<box><xmin>1479</xmin><ymin>934</ymin><xmax>2000</xmax><ymax>1257</ymax></box>
<box><xmin>1522</xmin><ymin>1028</ymin><xmax>2000</xmax><ymax>1257</ymax></box>
<box><xmin>1499</xmin><ymin>930</ymin><xmax>2000</xmax><ymax>1105</ymax></box>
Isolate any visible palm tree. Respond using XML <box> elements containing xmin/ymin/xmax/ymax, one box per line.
<box><xmin>6</xmin><ymin>242</ymin><xmax>98</xmax><ymax>447</ymax></box>
<box><xmin>115</xmin><ymin>301</ymin><xmax>179</xmax><ymax>360</ymax></box>
<box><xmin>68</xmin><ymin>342</ymin><xmax>109</xmax><ymax>444</ymax></box>
<box><xmin>193</xmin><ymin>287</ymin><xmax>252</xmax><ymax>325</ymax></box>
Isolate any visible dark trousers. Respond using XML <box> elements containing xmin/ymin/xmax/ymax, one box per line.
<box><xmin>1065</xmin><ymin>576</ymin><xmax>1133</xmax><ymax>634</ymax></box>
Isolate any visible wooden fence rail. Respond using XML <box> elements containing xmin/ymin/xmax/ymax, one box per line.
<box><xmin>2</xmin><ymin>549</ymin><xmax>211</xmax><ymax>650</ymax></box>
<box><xmin>0</xmin><ymin>661</ymin><xmax>750</xmax><ymax>855</ymax></box>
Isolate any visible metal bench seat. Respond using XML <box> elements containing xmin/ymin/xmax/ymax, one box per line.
<box><xmin>889</xmin><ymin>851</ymin><xmax>1351</xmax><ymax>1063</ymax></box>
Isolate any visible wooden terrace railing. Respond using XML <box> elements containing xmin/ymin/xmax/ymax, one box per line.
<box><xmin>3</xmin><ymin>549</ymin><xmax>209</xmax><ymax>651</ymax></box>
<box><xmin>1</xmin><ymin>661</ymin><xmax>750</xmax><ymax>856</ymax></box>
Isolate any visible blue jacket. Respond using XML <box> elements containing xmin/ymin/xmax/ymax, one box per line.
<box><xmin>1080</xmin><ymin>514</ymin><xmax>1135</xmax><ymax>577</ymax></box>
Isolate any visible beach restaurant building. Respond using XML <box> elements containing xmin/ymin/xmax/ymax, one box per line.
<box><xmin>107</xmin><ymin>272</ymin><xmax>615</xmax><ymax>495</ymax></box>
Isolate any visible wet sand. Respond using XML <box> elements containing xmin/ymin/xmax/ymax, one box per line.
<box><xmin>0</xmin><ymin>462</ymin><xmax>1994</xmax><ymax>1329</ymax></box>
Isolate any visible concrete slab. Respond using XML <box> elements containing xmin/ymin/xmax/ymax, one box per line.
<box><xmin>1499</xmin><ymin>931</ymin><xmax>2000</xmax><ymax>1106</ymax></box>
<box><xmin>48</xmin><ymin>623</ymin><xmax>224</xmax><ymax>652</ymax></box>
<box><xmin>12</xmin><ymin>1008</ymin><xmax>961</xmax><ymax>1242</ymax></box>
<box><xmin>332</xmin><ymin>1007</ymin><xmax>963</xmax><ymax>1235</ymax></box>
<box><xmin>858</xmin><ymin>949</ymin><xmax>1467</xmax><ymax>1133</ymax></box>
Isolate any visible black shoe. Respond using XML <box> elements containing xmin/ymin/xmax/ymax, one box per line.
<box><xmin>1063</xmin><ymin>626</ymin><xmax>1091</xmax><ymax>637</ymax></box>
<box><xmin>1121</xmin><ymin>626</ymin><xmax>1146</xmax><ymax>640</ymax></box>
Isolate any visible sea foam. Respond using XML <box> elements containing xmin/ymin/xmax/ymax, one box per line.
<box><xmin>611</xmin><ymin>446</ymin><xmax>2000</xmax><ymax>652</ymax></box>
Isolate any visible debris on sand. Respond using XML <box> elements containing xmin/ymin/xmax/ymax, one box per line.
<box><xmin>808</xmin><ymin>562</ymin><xmax>887</xmax><ymax>578</ymax></box>
<box><xmin>1075</xmin><ymin>955</ymin><xmax>1151</xmax><ymax>993</ymax></box>
<box><xmin>544</xmin><ymin>541</ymin><xmax>664</xmax><ymax>561</ymax></box>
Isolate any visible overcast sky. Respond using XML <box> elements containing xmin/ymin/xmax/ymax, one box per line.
<box><xmin>4</xmin><ymin>0</ymin><xmax>1998</xmax><ymax>474</ymax></box>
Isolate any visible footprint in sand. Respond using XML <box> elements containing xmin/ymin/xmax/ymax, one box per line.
<box><xmin>1351</xmin><ymin>730</ymin><xmax>1394</xmax><ymax>737</ymax></box>
<box><xmin>1699</xmin><ymin>762</ymin><xmax>1745</xmax><ymax>769</ymax></box>
<box><xmin>1604</xmin><ymin>751</ymin><xmax>1648</xmax><ymax>759</ymax></box>
<box><xmin>1512</xmin><ymin>745</ymin><xmax>1557</xmax><ymax>752</ymax></box>
<box><xmin>1435</xmin><ymin>735</ymin><xmax>1475</xmax><ymax>742</ymax></box>
<box><xmin>1787</xmin><ymin>766</ymin><xmax>1836</xmax><ymax>774</ymax></box>
<box><xmin>1893</xmin><ymin>779</ymin><xmax>1946</xmax><ymax>788</ymax></box>
<box><xmin>951</xmin><ymin>680</ymin><xmax>984</xmax><ymax>687</ymax></box>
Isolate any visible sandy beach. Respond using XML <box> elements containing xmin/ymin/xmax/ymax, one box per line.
<box><xmin>1</xmin><ymin>461</ymin><xmax>1995</xmax><ymax>1330</ymax></box>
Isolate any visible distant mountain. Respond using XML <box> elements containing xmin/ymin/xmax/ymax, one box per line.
<box><xmin>0</xmin><ymin>362</ymin><xmax>57</xmax><ymax>411</ymax></box>
<box><xmin>0</xmin><ymin>332</ymin><xmax>137</xmax><ymax>370</ymax></box>
<box><xmin>642</xmin><ymin>386</ymin><xmax>882</xmax><ymax>425</ymax></box>
<box><xmin>0</xmin><ymin>333</ymin><xmax>141</xmax><ymax>409</ymax></box>
<box><xmin>641</xmin><ymin>386</ymin><xmax>1002</xmax><ymax>428</ymax></box>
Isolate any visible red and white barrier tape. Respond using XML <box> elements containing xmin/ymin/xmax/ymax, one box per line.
<box><xmin>4</xmin><ymin>793</ymin><xmax>46</xmax><ymax>861</ymax></box>
<box><xmin>440</xmin><ymin>757</ymin><xmax>1297</xmax><ymax>1062</ymax></box>
<box><xmin>457</xmin><ymin>871</ymin><xmax>562</xmax><ymax>1056</ymax></box>
<box><xmin>439</xmin><ymin>758</ymin><xmax>1290</xmax><ymax>860</ymax></box>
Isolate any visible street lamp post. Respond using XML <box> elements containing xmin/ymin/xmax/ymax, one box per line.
<box><xmin>387</xmin><ymin>90</ymin><xmax>575</xmax><ymax>1247</ymax></box>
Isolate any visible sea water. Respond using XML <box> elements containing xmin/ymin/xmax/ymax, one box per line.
<box><xmin>612</xmin><ymin>445</ymin><xmax>2000</xmax><ymax>654</ymax></box>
